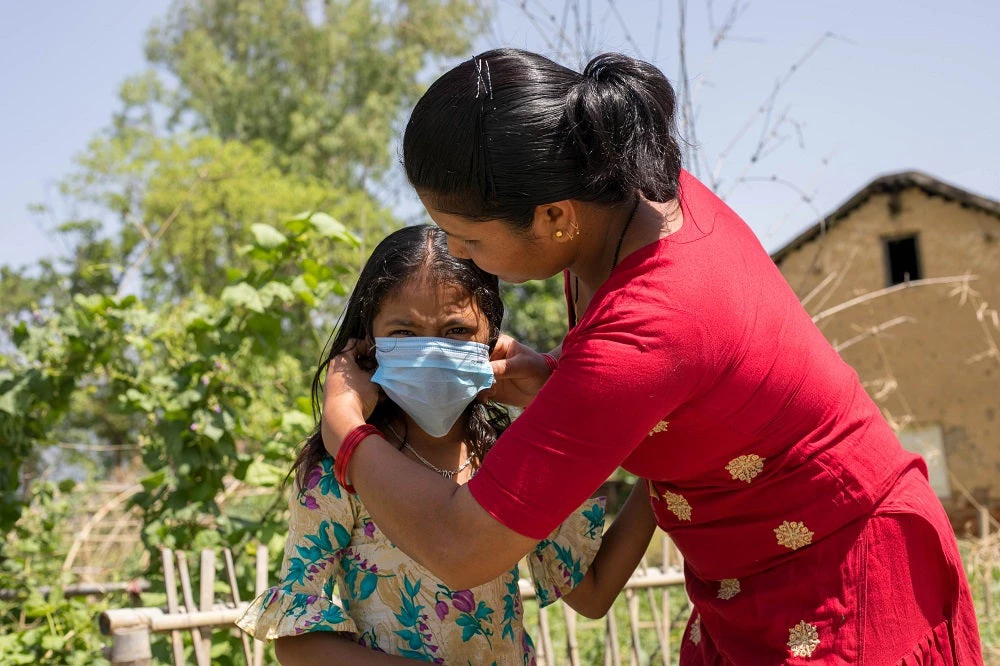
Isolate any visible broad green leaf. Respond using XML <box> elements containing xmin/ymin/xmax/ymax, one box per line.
<box><xmin>281</xmin><ymin>410</ymin><xmax>313</xmax><ymax>432</ymax></box>
<box><xmin>309</xmin><ymin>212</ymin><xmax>360</xmax><ymax>246</ymax></box>
<box><xmin>221</xmin><ymin>282</ymin><xmax>265</xmax><ymax>313</ymax></box>
<box><xmin>201</xmin><ymin>422</ymin><xmax>225</xmax><ymax>442</ymax></box>
<box><xmin>244</xmin><ymin>459</ymin><xmax>284</xmax><ymax>487</ymax></box>
<box><xmin>140</xmin><ymin>470</ymin><xmax>167</xmax><ymax>492</ymax></box>
<box><xmin>259</xmin><ymin>281</ymin><xmax>295</xmax><ymax>306</ymax></box>
<box><xmin>250</xmin><ymin>223</ymin><xmax>287</xmax><ymax>249</ymax></box>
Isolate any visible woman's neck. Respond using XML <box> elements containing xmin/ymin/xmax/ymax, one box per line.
<box><xmin>568</xmin><ymin>197</ymin><xmax>683</xmax><ymax>304</ymax></box>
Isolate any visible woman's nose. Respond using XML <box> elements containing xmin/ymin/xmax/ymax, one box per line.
<box><xmin>447</xmin><ymin>236</ymin><xmax>471</xmax><ymax>260</ymax></box>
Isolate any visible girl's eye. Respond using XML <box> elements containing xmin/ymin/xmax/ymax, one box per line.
<box><xmin>390</xmin><ymin>330</ymin><xmax>415</xmax><ymax>337</ymax></box>
<box><xmin>448</xmin><ymin>327</ymin><xmax>472</xmax><ymax>336</ymax></box>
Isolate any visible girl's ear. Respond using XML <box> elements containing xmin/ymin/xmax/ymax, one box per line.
<box><xmin>356</xmin><ymin>334</ymin><xmax>379</xmax><ymax>371</ymax></box>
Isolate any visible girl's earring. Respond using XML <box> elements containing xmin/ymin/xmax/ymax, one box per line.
<box><xmin>555</xmin><ymin>230</ymin><xmax>565</xmax><ymax>239</ymax></box>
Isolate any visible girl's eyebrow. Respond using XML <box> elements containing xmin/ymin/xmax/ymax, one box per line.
<box><xmin>384</xmin><ymin>318</ymin><xmax>416</xmax><ymax>326</ymax></box>
<box><xmin>442</xmin><ymin>316</ymin><xmax>476</xmax><ymax>327</ymax></box>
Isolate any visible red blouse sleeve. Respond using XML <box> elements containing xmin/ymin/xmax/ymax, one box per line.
<box><xmin>468</xmin><ymin>291</ymin><xmax>711</xmax><ymax>539</ymax></box>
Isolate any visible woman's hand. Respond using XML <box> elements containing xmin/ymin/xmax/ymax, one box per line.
<box><xmin>487</xmin><ymin>334</ymin><xmax>554</xmax><ymax>408</ymax></box>
<box><xmin>321</xmin><ymin>340</ymin><xmax>380</xmax><ymax>456</ymax></box>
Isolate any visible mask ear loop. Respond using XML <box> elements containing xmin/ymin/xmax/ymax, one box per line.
<box><xmin>357</xmin><ymin>335</ymin><xmax>379</xmax><ymax>371</ymax></box>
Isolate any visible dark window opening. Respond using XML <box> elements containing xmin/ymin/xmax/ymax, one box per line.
<box><xmin>884</xmin><ymin>235</ymin><xmax>922</xmax><ymax>285</ymax></box>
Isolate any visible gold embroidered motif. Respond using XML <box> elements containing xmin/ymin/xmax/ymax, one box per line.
<box><xmin>689</xmin><ymin>614</ymin><xmax>702</xmax><ymax>645</ymax></box>
<box><xmin>661</xmin><ymin>490</ymin><xmax>692</xmax><ymax>521</ymax></box>
<box><xmin>725</xmin><ymin>454</ymin><xmax>765</xmax><ymax>483</ymax></box>
<box><xmin>717</xmin><ymin>578</ymin><xmax>740</xmax><ymax>600</ymax></box>
<box><xmin>787</xmin><ymin>620</ymin><xmax>820</xmax><ymax>658</ymax></box>
<box><xmin>774</xmin><ymin>521</ymin><xmax>814</xmax><ymax>550</ymax></box>
<box><xmin>648</xmin><ymin>420</ymin><xmax>669</xmax><ymax>437</ymax></box>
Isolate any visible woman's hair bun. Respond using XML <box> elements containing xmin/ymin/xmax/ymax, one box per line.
<box><xmin>566</xmin><ymin>53</ymin><xmax>682</xmax><ymax>202</ymax></box>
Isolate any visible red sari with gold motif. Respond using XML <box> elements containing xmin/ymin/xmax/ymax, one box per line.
<box><xmin>468</xmin><ymin>171</ymin><xmax>982</xmax><ymax>663</ymax></box>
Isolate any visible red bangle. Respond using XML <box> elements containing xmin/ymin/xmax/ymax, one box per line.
<box><xmin>334</xmin><ymin>424</ymin><xmax>382</xmax><ymax>494</ymax></box>
<box><xmin>541</xmin><ymin>353</ymin><xmax>559</xmax><ymax>373</ymax></box>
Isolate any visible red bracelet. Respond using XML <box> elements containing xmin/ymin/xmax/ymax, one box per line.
<box><xmin>541</xmin><ymin>353</ymin><xmax>559</xmax><ymax>373</ymax></box>
<box><xmin>334</xmin><ymin>424</ymin><xmax>382</xmax><ymax>494</ymax></box>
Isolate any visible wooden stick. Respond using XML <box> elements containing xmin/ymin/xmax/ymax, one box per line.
<box><xmin>253</xmin><ymin>545</ymin><xmax>269</xmax><ymax>666</ymax></box>
<box><xmin>101</xmin><ymin>605</ymin><xmax>249</xmax><ymax>634</ymax></box>
<box><xmin>177</xmin><ymin>551</ymin><xmax>211</xmax><ymax>666</ymax></box>
<box><xmin>639</xmin><ymin>554</ymin><xmax>669</xmax><ymax>666</ymax></box>
<box><xmin>537</xmin><ymin>605</ymin><xmax>555</xmax><ymax>666</ymax></box>
<box><xmin>625</xmin><ymin>588</ymin><xmax>642</xmax><ymax>666</ymax></box>
<box><xmin>0</xmin><ymin>580</ymin><xmax>151</xmax><ymax>601</ymax></box>
<box><xmin>98</xmin><ymin>601</ymin><xmax>250</xmax><ymax>636</ymax></box>
<box><xmin>519</xmin><ymin>567</ymin><xmax>684</xmax><ymax>598</ymax></box>
<box><xmin>161</xmin><ymin>549</ymin><xmax>186</xmax><ymax>666</ymax></box>
<box><xmin>650</xmin><ymin>584</ymin><xmax>669</xmax><ymax>666</ymax></box>
<box><xmin>61</xmin><ymin>483</ymin><xmax>142</xmax><ymax>575</ymax></box>
<box><xmin>199</xmin><ymin>550</ymin><xmax>216</xmax><ymax>659</ymax></box>
<box><xmin>563</xmin><ymin>605</ymin><xmax>581</xmax><ymax>666</ymax></box>
<box><xmin>224</xmin><ymin>548</ymin><xmax>254</xmax><ymax>666</ymax></box>
<box><xmin>811</xmin><ymin>275</ymin><xmax>976</xmax><ymax>324</ymax></box>
<box><xmin>605</xmin><ymin>607</ymin><xmax>622</xmax><ymax>666</ymax></box>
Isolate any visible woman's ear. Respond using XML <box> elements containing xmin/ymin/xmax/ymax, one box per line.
<box><xmin>532</xmin><ymin>200</ymin><xmax>578</xmax><ymax>242</ymax></box>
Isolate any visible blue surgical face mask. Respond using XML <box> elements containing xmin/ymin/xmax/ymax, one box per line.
<box><xmin>371</xmin><ymin>337</ymin><xmax>495</xmax><ymax>438</ymax></box>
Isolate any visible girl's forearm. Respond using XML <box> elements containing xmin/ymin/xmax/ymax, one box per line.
<box><xmin>275</xmin><ymin>633</ymin><xmax>417</xmax><ymax>665</ymax></box>
<box><xmin>562</xmin><ymin>482</ymin><xmax>658</xmax><ymax>618</ymax></box>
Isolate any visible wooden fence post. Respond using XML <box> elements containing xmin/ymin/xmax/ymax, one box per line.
<box><xmin>160</xmin><ymin>549</ymin><xmax>186</xmax><ymax>666</ymax></box>
<box><xmin>199</xmin><ymin>549</ymin><xmax>216</xmax><ymax>659</ymax></box>
<box><xmin>563</xmin><ymin>605</ymin><xmax>581</xmax><ymax>666</ymax></box>
<box><xmin>177</xmin><ymin>551</ymin><xmax>211</xmax><ymax>666</ymax></box>
<box><xmin>253</xmin><ymin>543</ymin><xmax>269</xmax><ymax>666</ymax></box>
<box><xmin>107</xmin><ymin>628</ymin><xmax>152</xmax><ymax>666</ymax></box>
<box><xmin>224</xmin><ymin>547</ymin><xmax>254</xmax><ymax>666</ymax></box>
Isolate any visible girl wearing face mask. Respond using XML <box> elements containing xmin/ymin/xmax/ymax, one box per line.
<box><xmin>237</xmin><ymin>225</ymin><xmax>657</xmax><ymax>665</ymax></box>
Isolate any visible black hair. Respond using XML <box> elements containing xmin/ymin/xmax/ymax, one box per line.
<box><xmin>291</xmin><ymin>225</ymin><xmax>509</xmax><ymax>489</ymax></box>
<box><xmin>403</xmin><ymin>48</ymin><xmax>682</xmax><ymax>228</ymax></box>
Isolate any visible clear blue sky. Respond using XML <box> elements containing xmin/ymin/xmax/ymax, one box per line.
<box><xmin>2</xmin><ymin>0</ymin><xmax>998</xmax><ymax>270</ymax></box>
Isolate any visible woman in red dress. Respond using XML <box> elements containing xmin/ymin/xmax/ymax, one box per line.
<box><xmin>320</xmin><ymin>49</ymin><xmax>982</xmax><ymax>664</ymax></box>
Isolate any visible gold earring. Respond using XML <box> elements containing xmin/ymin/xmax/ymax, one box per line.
<box><xmin>555</xmin><ymin>230</ymin><xmax>565</xmax><ymax>239</ymax></box>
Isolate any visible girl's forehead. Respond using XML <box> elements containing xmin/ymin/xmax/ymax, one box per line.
<box><xmin>381</xmin><ymin>275</ymin><xmax>480</xmax><ymax>315</ymax></box>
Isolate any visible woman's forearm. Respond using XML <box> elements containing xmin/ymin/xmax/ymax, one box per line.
<box><xmin>345</xmin><ymin>432</ymin><xmax>538</xmax><ymax>590</ymax></box>
<box><xmin>275</xmin><ymin>633</ymin><xmax>416</xmax><ymax>665</ymax></box>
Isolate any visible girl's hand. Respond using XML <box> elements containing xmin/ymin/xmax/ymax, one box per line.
<box><xmin>321</xmin><ymin>339</ymin><xmax>380</xmax><ymax>456</ymax></box>
<box><xmin>487</xmin><ymin>334</ymin><xmax>553</xmax><ymax>408</ymax></box>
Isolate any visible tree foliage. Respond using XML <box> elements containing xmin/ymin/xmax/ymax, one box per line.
<box><xmin>144</xmin><ymin>0</ymin><xmax>483</xmax><ymax>183</ymax></box>
<box><xmin>1</xmin><ymin>1</ymin><xmax>484</xmax><ymax>662</ymax></box>
<box><xmin>502</xmin><ymin>277</ymin><xmax>568</xmax><ymax>353</ymax></box>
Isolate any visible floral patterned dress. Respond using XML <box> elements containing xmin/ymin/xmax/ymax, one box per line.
<box><xmin>237</xmin><ymin>457</ymin><xmax>605</xmax><ymax>664</ymax></box>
